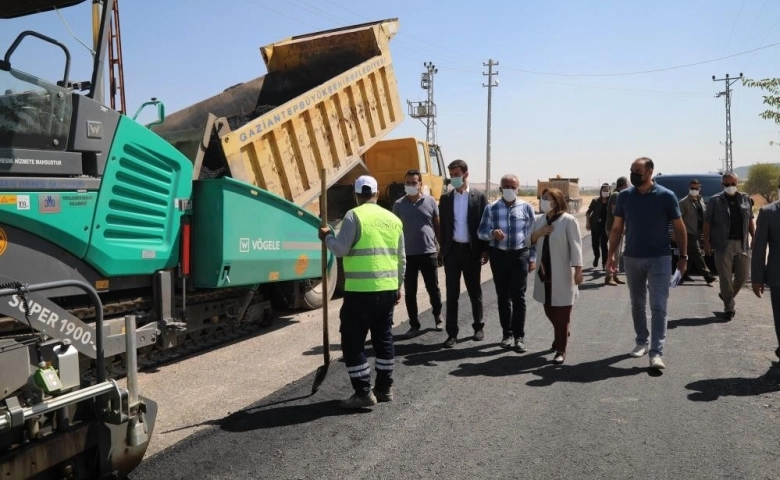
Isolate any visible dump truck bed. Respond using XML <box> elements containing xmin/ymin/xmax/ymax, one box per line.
<box><xmin>154</xmin><ymin>19</ymin><xmax>403</xmax><ymax>208</ymax></box>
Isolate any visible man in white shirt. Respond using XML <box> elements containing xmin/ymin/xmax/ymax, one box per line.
<box><xmin>438</xmin><ymin>159</ymin><xmax>489</xmax><ymax>348</ymax></box>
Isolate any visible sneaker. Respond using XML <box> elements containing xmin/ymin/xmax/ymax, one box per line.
<box><xmin>473</xmin><ymin>329</ymin><xmax>485</xmax><ymax>341</ymax></box>
<box><xmin>372</xmin><ymin>387</ymin><xmax>393</xmax><ymax>403</ymax></box>
<box><xmin>434</xmin><ymin>316</ymin><xmax>444</xmax><ymax>331</ymax></box>
<box><xmin>404</xmin><ymin>327</ymin><xmax>420</xmax><ymax>339</ymax></box>
<box><xmin>630</xmin><ymin>345</ymin><xmax>648</xmax><ymax>357</ymax></box>
<box><xmin>442</xmin><ymin>336</ymin><xmax>457</xmax><ymax>349</ymax></box>
<box><xmin>500</xmin><ymin>335</ymin><xmax>512</xmax><ymax>349</ymax></box>
<box><xmin>649</xmin><ymin>355</ymin><xmax>666</xmax><ymax>370</ymax></box>
<box><xmin>340</xmin><ymin>391</ymin><xmax>378</xmax><ymax>409</ymax></box>
<box><xmin>513</xmin><ymin>337</ymin><xmax>527</xmax><ymax>353</ymax></box>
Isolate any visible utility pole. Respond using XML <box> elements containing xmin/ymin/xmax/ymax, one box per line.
<box><xmin>483</xmin><ymin>59</ymin><xmax>498</xmax><ymax>194</ymax></box>
<box><xmin>407</xmin><ymin>62</ymin><xmax>438</xmax><ymax>146</ymax></box>
<box><xmin>712</xmin><ymin>73</ymin><xmax>742</xmax><ymax>173</ymax></box>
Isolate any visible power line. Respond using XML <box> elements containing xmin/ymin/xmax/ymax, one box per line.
<box><xmin>722</xmin><ymin>0</ymin><xmax>747</xmax><ymax>57</ymax></box>
<box><xmin>500</xmin><ymin>41</ymin><xmax>780</xmax><ymax>77</ymax></box>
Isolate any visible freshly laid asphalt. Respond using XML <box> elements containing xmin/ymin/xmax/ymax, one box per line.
<box><xmin>130</xmin><ymin>246</ymin><xmax>780</xmax><ymax>480</ymax></box>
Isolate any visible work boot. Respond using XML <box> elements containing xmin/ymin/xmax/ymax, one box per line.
<box><xmin>372</xmin><ymin>387</ymin><xmax>393</xmax><ymax>403</ymax></box>
<box><xmin>340</xmin><ymin>391</ymin><xmax>377</xmax><ymax>409</ymax></box>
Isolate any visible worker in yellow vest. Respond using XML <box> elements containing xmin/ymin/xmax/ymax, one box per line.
<box><xmin>319</xmin><ymin>175</ymin><xmax>406</xmax><ymax>409</ymax></box>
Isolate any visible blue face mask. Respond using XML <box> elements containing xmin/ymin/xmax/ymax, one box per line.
<box><xmin>450</xmin><ymin>177</ymin><xmax>464</xmax><ymax>189</ymax></box>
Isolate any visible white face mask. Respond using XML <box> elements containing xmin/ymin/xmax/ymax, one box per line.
<box><xmin>724</xmin><ymin>186</ymin><xmax>738</xmax><ymax>195</ymax></box>
<box><xmin>540</xmin><ymin>199</ymin><xmax>553</xmax><ymax>213</ymax></box>
<box><xmin>502</xmin><ymin>188</ymin><xmax>517</xmax><ymax>202</ymax></box>
<box><xmin>404</xmin><ymin>185</ymin><xmax>419</xmax><ymax>196</ymax></box>
<box><xmin>689</xmin><ymin>189</ymin><xmax>699</xmax><ymax>197</ymax></box>
<box><xmin>601</xmin><ymin>191</ymin><xmax>610</xmax><ymax>198</ymax></box>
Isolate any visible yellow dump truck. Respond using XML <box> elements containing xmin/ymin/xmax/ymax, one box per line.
<box><xmin>363</xmin><ymin>137</ymin><xmax>449</xmax><ymax>208</ymax></box>
<box><xmin>153</xmin><ymin>18</ymin><xmax>404</xmax><ymax>308</ymax></box>
<box><xmin>537</xmin><ymin>176</ymin><xmax>582</xmax><ymax>214</ymax></box>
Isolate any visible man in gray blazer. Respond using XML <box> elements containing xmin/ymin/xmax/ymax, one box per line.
<box><xmin>751</xmin><ymin>189</ymin><xmax>780</xmax><ymax>363</ymax></box>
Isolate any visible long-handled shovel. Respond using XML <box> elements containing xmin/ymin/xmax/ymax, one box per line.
<box><xmin>311</xmin><ymin>168</ymin><xmax>330</xmax><ymax>394</ymax></box>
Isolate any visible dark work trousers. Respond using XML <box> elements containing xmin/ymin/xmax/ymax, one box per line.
<box><xmin>544</xmin><ymin>304</ymin><xmax>573</xmax><ymax>353</ymax></box>
<box><xmin>404</xmin><ymin>253</ymin><xmax>443</xmax><ymax>329</ymax></box>
<box><xmin>591</xmin><ymin>225</ymin><xmax>608</xmax><ymax>266</ymax></box>
<box><xmin>771</xmin><ymin>287</ymin><xmax>780</xmax><ymax>348</ymax></box>
<box><xmin>444</xmin><ymin>242</ymin><xmax>483</xmax><ymax>338</ymax></box>
<box><xmin>339</xmin><ymin>290</ymin><xmax>397</xmax><ymax>396</ymax></box>
<box><xmin>687</xmin><ymin>233</ymin><xmax>713</xmax><ymax>279</ymax></box>
<box><xmin>489</xmin><ymin>247</ymin><xmax>530</xmax><ymax>339</ymax></box>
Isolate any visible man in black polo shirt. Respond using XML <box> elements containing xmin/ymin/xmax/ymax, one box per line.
<box><xmin>703</xmin><ymin>172</ymin><xmax>755</xmax><ymax>320</ymax></box>
<box><xmin>606</xmin><ymin>157</ymin><xmax>688</xmax><ymax>370</ymax></box>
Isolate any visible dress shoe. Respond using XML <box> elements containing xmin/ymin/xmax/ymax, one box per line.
<box><xmin>442</xmin><ymin>336</ymin><xmax>457</xmax><ymax>348</ymax></box>
<box><xmin>473</xmin><ymin>329</ymin><xmax>484</xmax><ymax>341</ymax></box>
<box><xmin>606</xmin><ymin>276</ymin><xmax>617</xmax><ymax>286</ymax></box>
<box><xmin>614</xmin><ymin>276</ymin><xmax>625</xmax><ymax>285</ymax></box>
<box><xmin>552</xmin><ymin>352</ymin><xmax>565</xmax><ymax>364</ymax></box>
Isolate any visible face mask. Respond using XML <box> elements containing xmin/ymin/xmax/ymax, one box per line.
<box><xmin>724</xmin><ymin>186</ymin><xmax>737</xmax><ymax>195</ymax></box>
<box><xmin>689</xmin><ymin>189</ymin><xmax>699</xmax><ymax>197</ymax></box>
<box><xmin>450</xmin><ymin>177</ymin><xmax>464</xmax><ymax>189</ymax></box>
<box><xmin>502</xmin><ymin>189</ymin><xmax>517</xmax><ymax>202</ymax></box>
<box><xmin>630</xmin><ymin>172</ymin><xmax>644</xmax><ymax>187</ymax></box>
<box><xmin>404</xmin><ymin>185</ymin><xmax>419</xmax><ymax>196</ymax></box>
<box><xmin>540</xmin><ymin>199</ymin><xmax>553</xmax><ymax>213</ymax></box>
<box><xmin>601</xmin><ymin>191</ymin><xmax>610</xmax><ymax>198</ymax></box>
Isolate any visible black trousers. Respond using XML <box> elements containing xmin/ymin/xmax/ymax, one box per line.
<box><xmin>591</xmin><ymin>224</ymin><xmax>608</xmax><ymax>265</ymax></box>
<box><xmin>404</xmin><ymin>253</ymin><xmax>443</xmax><ymax>329</ymax></box>
<box><xmin>340</xmin><ymin>291</ymin><xmax>397</xmax><ymax>396</ymax></box>
<box><xmin>489</xmin><ymin>247</ymin><xmax>530</xmax><ymax>339</ymax></box>
<box><xmin>444</xmin><ymin>242</ymin><xmax>483</xmax><ymax>338</ymax></box>
<box><xmin>687</xmin><ymin>233</ymin><xmax>713</xmax><ymax>278</ymax></box>
<box><xmin>771</xmin><ymin>288</ymin><xmax>780</xmax><ymax>348</ymax></box>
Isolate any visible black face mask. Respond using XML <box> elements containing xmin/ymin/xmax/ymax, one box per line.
<box><xmin>630</xmin><ymin>172</ymin><xmax>644</xmax><ymax>187</ymax></box>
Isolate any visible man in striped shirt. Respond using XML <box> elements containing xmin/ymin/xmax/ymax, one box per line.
<box><xmin>477</xmin><ymin>174</ymin><xmax>537</xmax><ymax>352</ymax></box>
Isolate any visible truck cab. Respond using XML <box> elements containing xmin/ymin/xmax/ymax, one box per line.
<box><xmin>362</xmin><ymin>137</ymin><xmax>448</xmax><ymax>208</ymax></box>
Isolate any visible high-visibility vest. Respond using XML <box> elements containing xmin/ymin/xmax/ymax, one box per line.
<box><xmin>343</xmin><ymin>203</ymin><xmax>403</xmax><ymax>292</ymax></box>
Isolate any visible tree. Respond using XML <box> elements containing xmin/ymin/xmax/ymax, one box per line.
<box><xmin>744</xmin><ymin>162</ymin><xmax>780</xmax><ymax>203</ymax></box>
<box><xmin>742</xmin><ymin>77</ymin><xmax>780</xmax><ymax>146</ymax></box>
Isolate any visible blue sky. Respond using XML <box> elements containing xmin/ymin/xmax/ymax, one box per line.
<box><xmin>2</xmin><ymin>0</ymin><xmax>779</xmax><ymax>188</ymax></box>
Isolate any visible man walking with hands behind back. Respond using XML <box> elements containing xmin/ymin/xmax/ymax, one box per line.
<box><xmin>703</xmin><ymin>172</ymin><xmax>755</xmax><ymax>320</ymax></box>
<box><xmin>393</xmin><ymin>169</ymin><xmax>443</xmax><ymax>338</ymax></box>
<box><xmin>439</xmin><ymin>159</ymin><xmax>489</xmax><ymax>348</ymax></box>
<box><xmin>319</xmin><ymin>175</ymin><xmax>405</xmax><ymax>409</ymax></box>
<box><xmin>679</xmin><ymin>179</ymin><xmax>716</xmax><ymax>285</ymax></box>
<box><xmin>606</xmin><ymin>157</ymin><xmax>688</xmax><ymax>370</ymax></box>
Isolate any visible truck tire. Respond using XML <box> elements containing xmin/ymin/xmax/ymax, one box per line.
<box><xmin>302</xmin><ymin>257</ymin><xmax>338</xmax><ymax>309</ymax></box>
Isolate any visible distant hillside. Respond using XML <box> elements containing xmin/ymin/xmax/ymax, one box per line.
<box><xmin>733</xmin><ymin>163</ymin><xmax>780</xmax><ymax>180</ymax></box>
